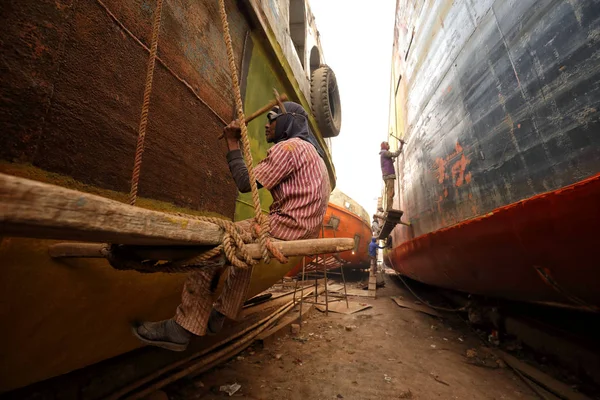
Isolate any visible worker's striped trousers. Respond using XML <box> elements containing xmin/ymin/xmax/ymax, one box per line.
<box><xmin>175</xmin><ymin>220</ymin><xmax>254</xmax><ymax>336</ymax></box>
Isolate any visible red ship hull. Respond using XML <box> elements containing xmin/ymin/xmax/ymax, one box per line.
<box><xmin>386</xmin><ymin>173</ymin><xmax>600</xmax><ymax>310</ymax></box>
<box><xmin>287</xmin><ymin>202</ymin><xmax>372</xmax><ymax>276</ymax></box>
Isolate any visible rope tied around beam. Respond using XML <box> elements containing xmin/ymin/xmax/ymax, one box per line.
<box><xmin>217</xmin><ymin>0</ymin><xmax>286</xmax><ymax>266</ymax></box>
<box><xmin>102</xmin><ymin>216</ymin><xmax>257</xmax><ymax>273</ymax></box>
<box><xmin>115</xmin><ymin>0</ymin><xmax>287</xmax><ymax>273</ymax></box>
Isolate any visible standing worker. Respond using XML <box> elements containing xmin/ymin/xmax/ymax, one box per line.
<box><xmin>133</xmin><ymin>102</ymin><xmax>330</xmax><ymax>351</ymax></box>
<box><xmin>368</xmin><ymin>237</ymin><xmax>385</xmax><ymax>276</ymax></box>
<box><xmin>374</xmin><ymin>206</ymin><xmax>386</xmax><ymax>227</ymax></box>
<box><xmin>380</xmin><ymin>140</ymin><xmax>405</xmax><ymax>211</ymax></box>
<box><xmin>371</xmin><ymin>215</ymin><xmax>380</xmax><ymax>236</ymax></box>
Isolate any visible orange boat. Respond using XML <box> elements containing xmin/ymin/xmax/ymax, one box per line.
<box><xmin>286</xmin><ymin>189</ymin><xmax>372</xmax><ymax>276</ymax></box>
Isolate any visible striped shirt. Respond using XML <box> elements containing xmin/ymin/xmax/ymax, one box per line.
<box><xmin>254</xmin><ymin>138</ymin><xmax>330</xmax><ymax>240</ymax></box>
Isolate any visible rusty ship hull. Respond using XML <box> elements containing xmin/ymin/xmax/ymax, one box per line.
<box><xmin>385</xmin><ymin>0</ymin><xmax>600</xmax><ymax>310</ymax></box>
<box><xmin>0</xmin><ymin>0</ymin><xmax>338</xmax><ymax>394</ymax></box>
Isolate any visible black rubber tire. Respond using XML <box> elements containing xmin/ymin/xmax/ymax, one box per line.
<box><xmin>310</xmin><ymin>65</ymin><xmax>342</xmax><ymax>138</ymax></box>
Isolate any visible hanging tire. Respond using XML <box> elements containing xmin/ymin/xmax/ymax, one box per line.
<box><xmin>311</xmin><ymin>65</ymin><xmax>342</xmax><ymax>138</ymax></box>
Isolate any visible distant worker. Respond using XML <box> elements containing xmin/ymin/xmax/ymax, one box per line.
<box><xmin>371</xmin><ymin>215</ymin><xmax>380</xmax><ymax>236</ymax></box>
<box><xmin>134</xmin><ymin>102</ymin><xmax>330</xmax><ymax>351</ymax></box>
<box><xmin>368</xmin><ymin>237</ymin><xmax>385</xmax><ymax>275</ymax></box>
<box><xmin>375</xmin><ymin>207</ymin><xmax>386</xmax><ymax>225</ymax></box>
<box><xmin>380</xmin><ymin>140</ymin><xmax>405</xmax><ymax>210</ymax></box>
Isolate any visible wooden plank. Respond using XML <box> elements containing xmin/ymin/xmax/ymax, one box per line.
<box><xmin>315</xmin><ymin>300</ymin><xmax>371</xmax><ymax>314</ymax></box>
<box><xmin>390</xmin><ymin>296</ymin><xmax>442</xmax><ymax>317</ymax></box>
<box><xmin>0</xmin><ymin>174</ymin><xmax>356</xmax><ymax>256</ymax></box>
<box><xmin>377</xmin><ymin>209</ymin><xmax>404</xmax><ymax>239</ymax></box>
<box><xmin>344</xmin><ymin>288</ymin><xmax>376</xmax><ymax>298</ymax></box>
<box><xmin>512</xmin><ymin>368</ymin><xmax>561</xmax><ymax>400</ymax></box>
<box><xmin>47</xmin><ymin>238</ymin><xmax>355</xmax><ymax>260</ymax></box>
<box><xmin>497</xmin><ymin>350</ymin><xmax>592</xmax><ymax>400</ymax></box>
<box><xmin>256</xmin><ymin>303</ymin><xmax>314</xmax><ymax>343</ymax></box>
<box><xmin>0</xmin><ymin>173</ymin><xmax>223</xmax><ymax>246</ymax></box>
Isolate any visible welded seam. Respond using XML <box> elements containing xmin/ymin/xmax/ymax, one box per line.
<box><xmin>94</xmin><ymin>0</ymin><xmax>228</xmax><ymax>126</ymax></box>
<box><xmin>404</xmin><ymin>6</ymin><xmax>483</xmax><ymax>140</ymax></box>
<box><xmin>491</xmin><ymin>5</ymin><xmax>559</xmax><ymax>186</ymax></box>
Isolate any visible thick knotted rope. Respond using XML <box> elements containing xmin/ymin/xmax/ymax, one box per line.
<box><xmin>116</xmin><ymin>0</ymin><xmax>287</xmax><ymax>273</ymax></box>
<box><xmin>217</xmin><ymin>0</ymin><xmax>286</xmax><ymax>265</ymax></box>
<box><xmin>102</xmin><ymin>215</ymin><xmax>258</xmax><ymax>273</ymax></box>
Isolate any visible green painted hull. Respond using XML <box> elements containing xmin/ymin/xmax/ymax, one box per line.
<box><xmin>0</xmin><ymin>0</ymin><xmax>333</xmax><ymax>392</ymax></box>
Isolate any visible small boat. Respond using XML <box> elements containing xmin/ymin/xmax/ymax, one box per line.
<box><xmin>286</xmin><ymin>188</ymin><xmax>372</xmax><ymax>276</ymax></box>
<box><xmin>0</xmin><ymin>0</ymin><xmax>341</xmax><ymax>393</ymax></box>
<box><xmin>384</xmin><ymin>0</ymin><xmax>600</xmax><ymax>311</ymax></box>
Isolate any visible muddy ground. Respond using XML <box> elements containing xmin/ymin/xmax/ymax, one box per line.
<box><xmin>161</xmin><ymin>273</ymin><xmax>538</xmax><ymax>400</ymax></box>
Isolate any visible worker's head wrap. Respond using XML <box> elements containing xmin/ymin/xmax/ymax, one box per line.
<box><xmin>380</xmin><ymin>141</ymin><xmax>389</xmax><ymax>150</ymax></box>
<box><xmin>372</xmin><ymin>237</ymin><xmax>377</xmax><ymax>242</ymax></box>
<box><xmin>267</xmin><ymin>101</ymin><xmax>325</xmax><ymax>158</ymax></box>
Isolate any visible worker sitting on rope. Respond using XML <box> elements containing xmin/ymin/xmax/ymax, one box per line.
<box><xmin>133</xmin><ymin>101</ymin><xmax>330</xmax><ymax>351</ymax></box>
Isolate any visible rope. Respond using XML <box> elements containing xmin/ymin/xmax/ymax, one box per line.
<box><xmin>388</xmin><ymin>258</ymin><xmax>468</xmax><ymax>312</ymax></box>
<box><xmin>129</xmin><ymin>0</ymin><xmax>164</xmax><ymax>206</ymax></box>
<box><xmin>217</xmin><ymin>0</ymin><xmax>286</xmax><ymax>265</ymax></box>
<box><xmin>102</xmin><ymin>245</ymin><xmax>226</xmax><ymax>274</ymax></box>
<box><xmin>108</xmin><ymin>0</ymin><xmax>287</xmax><ymax>273</ymax></box>
<box><xmin>103</xmin><ymin>215</ymin><xmax>257</xmax><ymax>273</ymax></box>
<box><xmin>95</xmin><ymin>0</ymin><xmax>228</xmax><ymax>126</ymax></box>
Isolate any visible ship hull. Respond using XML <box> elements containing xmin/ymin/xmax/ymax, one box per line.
<box><xmin>0</xmin><ymin>0</ymin><xmax>334</xmax><ymax>393</ymax></box>
<box><xmin>385</xmin><ymin>173</ymin><xmax>600</xmax><ymax>309</ymax></box>
<box><xmin>286</xmin><ymin>201</ymin><xmax>372</xmax><ymax>276</ymax></box>
<box><xmin>387</xmin><ymin>0</ymin><xmax>600</xmax><ymax>309</ymax></box>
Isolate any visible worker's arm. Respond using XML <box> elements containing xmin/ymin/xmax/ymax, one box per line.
<box><xmin>223</xmin><ymin>121</ymin><xmax>262</xmax><ymax>193</ymax></box>
<box><xmin>382</xmin><ymin>141</ymin><xmax>405</xmax><ymax>158</ymax></box>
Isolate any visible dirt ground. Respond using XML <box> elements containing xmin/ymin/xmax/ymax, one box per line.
<box><xmin>164</xmin><ymin>274</ymin><xmax>537</xmax><ymax>400</ymax></box>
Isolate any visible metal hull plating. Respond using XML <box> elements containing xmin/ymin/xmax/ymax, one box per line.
<box><xmin>386</xmin><ymin>0</ymin><xmax>600</xmax><ymax>309</ymax></box>
<box><xmin>0</xmin><ymin>0</ymin><xmax>333</xmax><ymax>392</ymax></box>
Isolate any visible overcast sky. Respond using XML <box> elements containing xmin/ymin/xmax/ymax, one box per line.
<box><xmin>310</xmin><ymin>0</ymin><xmax>396</xmax><ymax>216</ymax></box>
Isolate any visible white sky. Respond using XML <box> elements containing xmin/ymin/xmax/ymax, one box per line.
<box><xmin>310</xmin><ymin>0</ymin><xmax>396</xmax><ymax>216</ymax></box>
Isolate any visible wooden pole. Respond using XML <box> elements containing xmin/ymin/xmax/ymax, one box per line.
<box><xmin>47</xmin><ymin>238</ymin><xmax>355</xmax><ymax>260</ymax></box>
<box><xmin>0</xmin><ymin>173</ymin><xmax>223</xmax><ymax>246</ymax></box>
<box><xmin>217</xmin><ymin>93</ymin><xmax>288</xmax><ymax>139</ymax></box>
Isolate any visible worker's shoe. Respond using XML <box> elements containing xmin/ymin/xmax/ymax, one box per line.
<box><xmin>133</xmin><ymin>319</ymin><xmax>192</xmax><ymax>352</ymax></box>
<box><xmin>207</xmin><ymin>309</ymin><xmax>226</xmax><ymax>335</ymax></box>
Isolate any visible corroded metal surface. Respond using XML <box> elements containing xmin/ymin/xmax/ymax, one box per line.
<box><xmin>0</xmin><ymin>0</ymin><xmax>334</xmax><ymax>393</ymax></box>
<box><xmin>390</xmin><ymin>0</ymin><xmax>600</xmax><ymax>236</ymax></box>
<box><xmin>0</xmin><ymin>0</ymin><xmax>245</xmax><ymax>217</ymax></box>
<box><xmin>386</xmin><ymin>0</ymin><xmax>600</xmax><ymax>308</ymax></box>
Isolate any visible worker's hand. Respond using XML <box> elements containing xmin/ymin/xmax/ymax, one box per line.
<box><xmin>222</xmin><ymin>120</ymin><xmax>242</xmax><ymax>141</ymax></box>
<box><xmin>399</xmin><ymin>139</ymin><xmax>406</xmax><ymax>145</ymax></box>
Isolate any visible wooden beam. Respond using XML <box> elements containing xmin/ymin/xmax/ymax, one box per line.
<box><xmin>48</xmin><ymin>238</ymin><xmax>356</xmax><ymax>260</ymax></box>
<box><xmin>497</xmin><ymin>350</ymin><xmax>592</xmax><ymax>400</ymax></box>
<box><xmin>0</xmin><ymin>173</ymin><xmax>223</xmax><ymax>246</ymax></box>
<box><xmin>217</xmin><ymin>93</ymin><xmax>288</xmax><ymax>139</ymax></box>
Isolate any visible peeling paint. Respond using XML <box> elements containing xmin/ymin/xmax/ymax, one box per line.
<box><xmin>390</xmin><ymin>0</ymin><xmax>600</xmax><ymax>239</ymax></box>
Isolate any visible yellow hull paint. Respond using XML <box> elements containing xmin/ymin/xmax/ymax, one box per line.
<box><xmin>0</xmin><ymin>235</ymin><xmax>299</xmax><ymax>391</ymax></box>
<box><xmin>0</xmin><ymin>9</ymin><xmax>327</xmax><ymax>393</ymax></box>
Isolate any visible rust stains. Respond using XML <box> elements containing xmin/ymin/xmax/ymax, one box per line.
<box><xmin>433</xmin><ymin>141</ymin><xmax>475</xmax><ymax>224</ymax></box>
<box><xmin>19</xmin><ymin>23</ymin><xmax>50</xmax><ymax>58</ymax></box>
<box><xmin>434</xmin><ymin>157</ymin><xmax>446</xmax><ymax>183</ymax></box>
<box><xmin>451</xmin><ymin>154</ymin><xmax>471</xmax><ymax>187</ymax></box>
<box><xmin>435</xmin><ymin>141</ymin><xmax>470</xmax><ymax>187</ymax></box>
